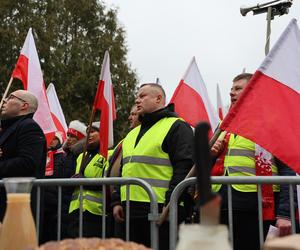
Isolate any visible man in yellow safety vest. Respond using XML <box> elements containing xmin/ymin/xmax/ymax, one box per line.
<box><xmin>111</xmin><ymin>83</ymin><xmax>194</xmax><ymax>250</ymax></box>
<box><xmin>211</xmin><ymin>73</ymin><xmax>296</xmax><ymax>250</ymax></box>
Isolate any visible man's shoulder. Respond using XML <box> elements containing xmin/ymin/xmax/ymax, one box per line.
<box><xmin>18</xmin><ymin>117</ymin><xmax>42</xmax><ymax>130</ymax></box>
<box><xmin>16</xmin><ymin>117</ymin><xmax>45</xmax><ymax>140</ymax></box>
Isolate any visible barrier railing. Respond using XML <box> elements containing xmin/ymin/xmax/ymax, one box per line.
<box><xmin>0</xmin><ymin>178</ymin><xmax>159</xmax><ymax>250</ymax></box>
<box><xmin>169</xmin><ymin>176</ymin><xmax>300</xmax><ymax>250</ymax></box>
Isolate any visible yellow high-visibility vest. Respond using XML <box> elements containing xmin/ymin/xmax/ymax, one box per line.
<box><xmin>121</xmin><ymin>117</ymin><xmax>179</xmax><ymax>203</ymax></box>
<box><xmin>212</xmin><ymin>134</ymin><xmax>279</xmax><ymax>193</ymax></box>
<box><xmin>69</xmin><ymin>153</ymin><xmax>107</xmax><ymax>215</ymax></box>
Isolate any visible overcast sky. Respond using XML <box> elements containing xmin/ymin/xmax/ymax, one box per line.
<box><xmin>104</xmin><ymin>0</ymin><xmax>299</xmax><ymax>108</ymax></box>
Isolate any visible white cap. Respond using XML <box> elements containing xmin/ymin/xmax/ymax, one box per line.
<box><xmin>67</xmin><ymin>120</ymin><xmax>87</xmax><ymax>139</ymax></box>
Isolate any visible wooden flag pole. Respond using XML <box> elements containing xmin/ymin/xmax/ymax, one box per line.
<box><xmin>76</xmin><ymin>108</ymin><xmax>96</xmax><ymax>176</ymax></box>
<box><xmin>0</xmin><ymin>77</ymin><xmax>14</xmax><ymax>109</ymax></box>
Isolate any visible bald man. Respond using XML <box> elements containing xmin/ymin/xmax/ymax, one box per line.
<box><xmin>0</xmin><ymin>90</ymin><xmax>47</xmax><ymax>221</ymax></box>
<box><xmin>112</xmin><ymin>83</ymin><xmax>194</xmax><ymax>249</ymax></box>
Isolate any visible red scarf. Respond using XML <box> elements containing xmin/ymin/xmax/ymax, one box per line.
<box><xmin>255</xmin><ymin>151</ymin><xmax>275</xmax><ymax>220</ymax></box>
<box><xmin>45</xmin><ymin>148</ymin><xmax>64</xmax><ymax>176</ymax></box>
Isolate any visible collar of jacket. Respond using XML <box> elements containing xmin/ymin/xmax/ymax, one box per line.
<box><xmin>139</xmin><ymin>103</ymin><xmax>177</xmax><ymax>128</ymax></box>
<box><xmin>1</xmin><ymin>113</ymin><xmax>34</xmax><ymax>130</ymax></box>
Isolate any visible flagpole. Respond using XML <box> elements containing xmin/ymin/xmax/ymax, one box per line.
<box><xmin>0</xmin><ymin>77</ymin><xmax>14</xmax><ymax>109</ymax></box>
<box><xmin>76</xmin><ymin>108</ymin><xmax>96</xmax><ymax>175</ymax></box>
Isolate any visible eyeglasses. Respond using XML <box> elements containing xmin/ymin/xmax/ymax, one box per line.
<box><xmin>6</xmin><ymin>94</ymin><xmax>27</xmax><ymax>103</ymax></box>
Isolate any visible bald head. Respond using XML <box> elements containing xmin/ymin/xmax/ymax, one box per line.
<box><xmin>1</xmin><ymin>90</ymin><xmax>38</xmax><ymax>119</ymax></box>
<box><xmin>15</xmin><ymin>90</ymin><xmax>38</xmax><ymax>113</ymax></box>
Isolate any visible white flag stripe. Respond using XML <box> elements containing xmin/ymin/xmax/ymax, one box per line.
<box><xmin>217</xmin><ymin>84</ymin><xmax>223</xmax><ymax>112</ymax></box>
<box><xmin>20</xmin><ymin>28</ymin><xmax>56</xmax><ymax>134</ymax></box>
<box><xmin>100</xmin><ymin>51</ymin><xmax>114</xmax><ymax>147</ymax></box>
<box><xmin>46</xmin><ymin>83</ymin><xmax>68</xmax><ymax>133</ymax></box>
<box><xmin>183</xmin><ymin>57</ymin><xmax>219</xmax><ymax>130</ymax></box>
<box><xmin>259</xmin><ymin>19</ymin><xmax>300</xmax><ymax>94</ymax></box>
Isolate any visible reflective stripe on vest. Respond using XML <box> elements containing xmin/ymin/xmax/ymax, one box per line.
<box><xmin>69</xmin><ymin>153</ymin><xmax>107</xmax><ymax>215</ymax></box>
<box><xmin>123</xmin><ymin>155</ymin><xmax>172</xmax><ymax>166</ymax></box>
<box><xmin>212</xmin><ymin>135</ymin><xmax>279</xmax><ymax>193</ymax></box>
<box><xmin>71</xmin><ymin>193</ymin><xmax>103</xmax><ymax>203</ymax></box>
<box><xmin>121</xmin><ymin>117</ymin><xmax>179</xmax><ymax>203</ymax></box>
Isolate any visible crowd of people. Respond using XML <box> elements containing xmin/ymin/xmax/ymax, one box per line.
<box><xmin>0</xmin><ymin>74</ymin><xmax>297</xmax><ymax>250</ymax></box>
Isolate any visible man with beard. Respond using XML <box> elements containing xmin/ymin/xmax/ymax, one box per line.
<box><xmin>68</xmin><ymin>121</ymin><xmax>108</xmax><ymax>237</ymax></box>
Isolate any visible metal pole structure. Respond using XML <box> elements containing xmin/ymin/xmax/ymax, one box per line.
<box><xmin>265</xmin><ymin>6</ymin><xmax>273</xmax><ymax>55</ymax></box>
<box><xmin>241</xmin><ymin>0</ymin><xmax>293</xmax><ymax>55</ymax></box>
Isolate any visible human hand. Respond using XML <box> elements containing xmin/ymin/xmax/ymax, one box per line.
<box><xmin>113</xmin><ymin>205</ymin><xmax>124</xmax><ymax>222</ymax></box>
<box><xmin>210</xmin><ymin>140</ymin><xmax>225</xmax><ymax>157</ymax></box>
<box><xmin>275</xmin><ymin>217</ymin><xmax>291</xmax><ymax>236</ymax></box>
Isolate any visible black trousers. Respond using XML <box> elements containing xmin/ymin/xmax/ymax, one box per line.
<box><xmin>68</xmin><ymin>210</ymin><xmax>105</xmax><ymax>238</ymax></box>
<box><xmin>221</xmin><ymin>210</ymin><xmax>271</xmax><ymax>250</ymax></box>
<box><xmin>114</xmin><ymin>203</ymin><xmax>185</xmax><ymax>250</ymax></box>
<box><xmin>115</xmin><ymin>216</ymin><xmax>170</xmax><ymax>250</ymax></box>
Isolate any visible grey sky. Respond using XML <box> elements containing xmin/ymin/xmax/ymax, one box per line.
<box><xmin>105</xmin><ymin>0</ymin><xmax>299</xmax><ymax>109</ymax></box>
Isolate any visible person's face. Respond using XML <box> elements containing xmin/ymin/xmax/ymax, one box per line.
<box><xmin>135</xmin><ymin>86</ymin><xmax>161</xmax><ymax>116</ymax></box>
<box><xmin>230</xmin><ymin>79</ymin><xmax>248</xmax><ymax>105</ymax></box>
<box><xmin>49</xmin><ymin>138</ymin><xmax>60</xmax><ymax>149</ymax></box>
<box><xmin>128</xmin><ymin>106</ymin><xmax>139</xmax><ymax>129</ymax></box>
<box><xmin>1</xmin><ymin>91</ymin><xmax>28</xmax><ymax>119</ymax></box>
<box><xmin>66</xmin><ymin>134</ymin><xmax>79</xmax><ymax>148</ymax></box>
<box><xmin>87</xmin><ymin>128</ymin><xmax>100</xmax><ymax>147</ymax></box>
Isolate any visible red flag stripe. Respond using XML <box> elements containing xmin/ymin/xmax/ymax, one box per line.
<box><xmin>218</xmin><ymin>108</ymin><xmax>223</xmax><ymax>120</ymax></box>
<box><xmin>12</xmin><ymin>55</ymin><xmax>28</xmax><ymax>89</ymax></box>
<box><xmin>99</xmin><ymin>98</ymin><xmax>109</xmax><ymax>159</ymax></box>
<box><xmin>170</xmin><ymin>80</ymin><xmax>211</xmax><ymax>126</ymax></box>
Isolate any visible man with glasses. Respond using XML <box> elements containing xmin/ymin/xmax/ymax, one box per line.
<box><xmin>0</xmin><ymin>89</ymin><xmax>47</xmax><ymax>223</ymax></box>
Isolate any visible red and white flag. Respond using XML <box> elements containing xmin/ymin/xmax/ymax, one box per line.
<box><xmin>46</xmin><ymin>83</ymin><xmax>68</xmax><ymax>140</ymax></box>
<box><xmin>12</xmin><ymin>28</ymin><xmax>56</xmax><ymax>143</ymax></box>
<box><xmin>169</xmin><ymin>57</ymin><xmax>219</xmax><ymax>132</ymax></box>
<box><xmin>221</xmin><ymin>19</ymin><xmax>300</xmax><ymax>174</ymax></box>
<box><xmin>217</xmin><ymin>83</ymin><xmax>224</xmax><ymax>120</ymax></box>
<box><xmin>93</xmin><ymin>51</ymin><xmax>116</xmax><ymax>158</ymax></box>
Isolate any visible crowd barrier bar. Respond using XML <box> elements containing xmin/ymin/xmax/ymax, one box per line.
<box><xmin>169</xmin><ymin>176</ymin><xmax>300</xmax><ymax>250</ymax></box>
<box><xmin>0</xmin><ymin>178</ymin><xmax>159</xmax><ymax>250</ymax></box>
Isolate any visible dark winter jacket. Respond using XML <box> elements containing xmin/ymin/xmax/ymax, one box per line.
<box><xmin>111</xmin><ymin>104</ymin><xmax>194</xmax><ymax>209</ymax></box>
<box><xmin>0</xmin><ymin>113</ymin><xmax>47</xmax><ymax>219</ymax></box>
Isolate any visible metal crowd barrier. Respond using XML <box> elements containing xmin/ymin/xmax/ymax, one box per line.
<box><xmin>169</xmin><ymin>176</ymin><xmax>300</xmax><ymax>250</ymax></box>
<box><xmin>5</xmin><ymin>178</ymin><xmax>159</xmax><ymax>250</ymax></box>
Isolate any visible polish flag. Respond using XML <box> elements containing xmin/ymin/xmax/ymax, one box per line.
<box><xmin>12</xmin><ymin>28</ymin><xmax>56</xmax><ymax>144</ymax></box>
<box><xmin>46</xmin><ymin>83</ymin><xmax>68</xmax><ymax>140</ymax></box>
<box><xmin>217</xmin><ymin>83</ymin><xmax>224</xmax><ymax>120</ymax></box>
<box><xmin>93</xmin><ymin>51</ymin><xmax>116</xmax><ymax>158</ymax></box>
<box><xmin>169</xmin><ymin>57</ymin><xmax>219</xmax><ymax>132</ymax></box>
<box><xmin>221</xmin><ymin>19</ymin><xmax>300</xmax><ymax>174</ymax></box>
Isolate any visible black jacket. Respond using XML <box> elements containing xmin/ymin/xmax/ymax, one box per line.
<box><xmin>111</xmin><ymin>104</ymin><xmax>194</xmax><ymax>208</ymax></box>
<box><xmin>0</xmin><ymin>113</ymin><xmax>47</xmax><ymax>219</ymax></box>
